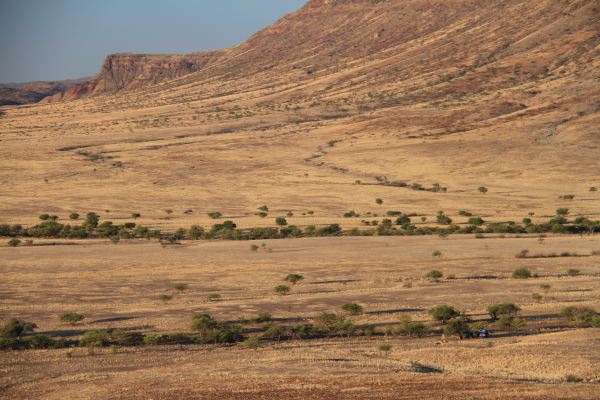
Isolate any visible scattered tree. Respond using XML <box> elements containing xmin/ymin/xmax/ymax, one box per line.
<box><xmin>69</xmin><ymin>213</ymin><xmax>80</xmax><ymax>220</ymax></box>
<box><xmin>284</xmin><ymin>274</ymin><xmax>304</xmax><ymax>285</ymax></box>
<box><xmin>377</xmin><ymin>343</ymin><xmax>393</xmax><ymax>356</ymax></box>
<box><xmin>207</xmin><ymin>211</ymin><xmax>222</xmax><ymax>219</ymax></box>
<box><xmin>0</xmin><ymin>318</ymin><xmax>37</xmax><ymax>338</ymax></box>
<box><xmin>274</xmin><ymin>285</ymin><xmax>291</xmax><ymax>295</ymax></box>
<box><xmin>487</xmin><ymin>303</ymin><xmax>521</xmax><ymax>320</ymax></box>
<box><xmin>478</xmin><ymin>186</ymin><xmax>488</xmax><ymax>194</ymax></box>
<box><xmin>375</xmin><ymin>198</ymin><xmax>383</xmax><ymax>205</ymax></box>
<box><xmin>428</xmin><ymin>305</ymin><xmax>460</xmax><ymax>324</ymax></box>
<box><xmin>7</xmin><ymin>238</ymin><xmax>21</xmax><ymax>247</ymax></box>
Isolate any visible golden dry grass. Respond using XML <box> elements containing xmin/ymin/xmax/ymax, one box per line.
<box><xmin>1</xmin><ymin>235</ymin><xmax>599</xmax><ymax>399</ymax></box>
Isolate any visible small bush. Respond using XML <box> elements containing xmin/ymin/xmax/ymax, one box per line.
<box><xmin>207</xmin><ymin>294</ymin><xmax>221</xmax><ymax>302</ymax></box>
<box><xmin>431</xmin><ymin>250</ymin><xmax>442</xmax><ymax>258</ymax></box>
<box><xmin>426</xmin><ymin>270</ymin><xmax>443</xmax><ymax>279</ymax></box>
<box><xmin>250</xmin><ymin>244</ymin><xmax>259</xmax><ymax>252</ymax></box>
<box><xmin>478</xmin><ymin>186</ymin><xmax>488</xmax><ymax>194</ymax></box>
<box><xmin>207</xmin><ymin>211</ymin><xmax>222</xmax><ymax>219</ymax></box>
<box><xmin>375</xmin><ymin>198</ymin><xmax>383</xmax><ymax>205</ymax></box>
<box><xmin>566</xmin><ymin>268</ymin><xmax>580</xmax><ymax>277</ymax></box>
<box><xmin>532</xmin><ymin>293</ymin><xmax>542</xmax><ymax>301</ymax></box>
<box><xmin>7</xmin><ymin>238</ymin><xmax>21</xmax><ymax>247</ymax></box>
<box><xmin>81</xmin><ymin>330</ymin><xmax>110</xmax><ymax>348</ymax></box>
<box><xmin>377</xmin><ymin>343</ymin><xmax>392</xmax><ymax>355</ymax></box>
<box><xmin>512</xmin><ymin>268</ymin><xmax>531</xmax><ymax>279</ymax></box>
<box><xmin>174</xmin><ymin>283</ymin><xmax>189</xmax><ymax>292</ymax></box>
<box><xmin>262</xmin><ymin>325</ymin><xmax>284</xmax><ymax>341</ymax></box>
<box><xmin>274</xmin><ymin>285</ymin><xmax>290</xmax><ymax>295</ymax></box>
<box><xmin>275</xmin><ymin>217</ymin><xmax>288</xmax><ymax>226</ymax></box>
<box><xmin>539</xmin><ymin>284</ymin><xmax>551</xmax><ymax>292</ymax></box>
<box><xmin>159</xmin><ymin>294</ymin><xmax>173</xmax><ymax>302</ymax></box>
<box><xmin>60</xmin><ymin>312</ymin><xmax>85</xmax><ymax>324</ymax></box>
<box><xmin>341</xmin><ymin>303</ymin><xmax>364</xmax><ymax>315</ymax></box>
<box><xmin>244</xmin><ymin>336</ymin><xmax>260</xmax><ymax>349</ymax></box>
<box><xmin>254</xmin><ymin>313</ymin><xmax>272</xmax><ymax>323</ymax></box>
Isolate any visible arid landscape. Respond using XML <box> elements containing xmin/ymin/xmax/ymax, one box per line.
<box><xmin>1</xmin><ymin>0</ymin><xmax>599</xmax><ymax>399</ymax></box>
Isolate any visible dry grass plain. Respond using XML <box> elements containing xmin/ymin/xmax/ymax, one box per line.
<box><xmin>1</xmin><ymin>1</ymin><xmax>600</xmax><ymax>398</ymax></box>
<box><xmin>1</xmin><ymin>235</ymin><xmax>599</xmax><ymax>399</ymax></box>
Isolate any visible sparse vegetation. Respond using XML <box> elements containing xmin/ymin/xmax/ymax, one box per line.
<box><xmin>512</xmin><ymin>268</ymin><xmax>531</xmax><ymax>279</ymax></box>
<box><xmin>341</xmin><ymin>302</ymin><xmax>364</xmax><ymax>315</ymax></box>
<box><xmin>284</xmin><ymin>273</ymin><xmax>304</xmax><ymax>285</ymax></box>
<box><xmin>59</xmin><ymin>312</ymin><xmax>85</xmax><ymax>325</ymax></box>
<box><xmin>428</xmin><ymin>305</ymin><xmax>459</xmax><ymax>324</ymax></box>
<box><xmin>274</xmin><ymin>285</ymin><xmax>290</xmax><ymax>295</ymax></box>
<box><xmin>426</xmin><ymin>269</ymin><xmax>443</xmax><ymax>279</ymax></box>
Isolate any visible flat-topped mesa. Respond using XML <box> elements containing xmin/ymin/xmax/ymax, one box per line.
<box><xmin>43</xmin><ymin>50</ymin><xmax>228</xmax><ymax>102</ymax></box>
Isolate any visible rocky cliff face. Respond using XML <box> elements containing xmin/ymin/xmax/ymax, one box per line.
<box><xmin>43</xmin><ymin>50</ymin><xmax>228</xmax><ymax>102</ymax></box>
<box><xmin>0</xmin><ymin>79</ymin><xmax>85</xmax><ymax>106</ymax></box>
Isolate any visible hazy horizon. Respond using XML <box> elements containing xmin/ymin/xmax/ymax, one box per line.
<box><xmin>0</xmin><ymin>0</ymin><xmax>306</xmax><ymax>84</ymax></box>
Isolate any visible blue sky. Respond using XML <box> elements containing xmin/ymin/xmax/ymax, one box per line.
<box><xmin>0</xmin><ymin>0</ymin><xmax>306</xmax><ymax>83</ymax></box>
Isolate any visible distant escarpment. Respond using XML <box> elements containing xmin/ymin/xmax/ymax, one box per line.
<box><xmin>43</xmin><ymin>50</ymin><xmax>228</xmax><ymax>102</ymax></box>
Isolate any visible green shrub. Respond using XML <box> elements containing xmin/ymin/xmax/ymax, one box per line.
<box><xmin>112</xmin><ymin>331</ymin><xmax>144</xmax><ymax>346</ymax></box>
<box><xmin>70</xmin><ymin>213</ymin><xmax>80</xmax><ymax>220</ymax></box>
<box><xmin>497</xmin><ymin>316</ymin><xmax>527</xmax><ymax>331</ymax></box>
<box><xmin>207</xmin><ymin>211</ymin><xmax>222</xmax><ymax>219</ymax></box>
<box><xmin>244</xmin><ymin>336</ymin><xmax>260</xmax><ymax>349</ymax></box>
<box><xmin>343</xmin><ymin>211</ymin><xmax>359</xmax><ymax>218</ymax></box>
<box><xmin>468</xmin><ymin>217</ymin><xmax>485</xmax><ymax>226</ymax></box>
<box><xmin>532</xmin><ymin>293</ymin><xmax>543</xmax><ymax>301</ymax></box>
<box><xmin>375</xmin><ymin>198</ymin><xmax>383</xmax><ymax>205</ymax></box>
<box><xmin>262</xmin><ymin>325</ymin><xmax>284</xmax><ymax>341</ymax></box>
<box><xmin>189</xmin><ymin>225</ymin><xmax>204</xmax><ymax>239</ymax></box>
<box><xmin>428</xmin><ymin>305</ymin><xmax>460</xmax><ymax>324</ymax></box>
<box><xmin>275</xmin><ymin>217</ymin><xmax>288</xmax><ymax>226</ymax></box>
<box><xmin>0</xmin><ymin>318</ymin><xmax>37</xmax><ymax>338</ymax></box>
<box><xmin>426</xmin><ymin>270</ymin><xmax>443</xmax><ymax>279</ymax></box>
<box><xmin>284</xmin><ymin>274</ymin><xmax>304</xmax><ymax>284</ymax></box>
<box><xmin>377</xmin><ymin>343</ymin><xmax>392</xmax><ymax>355</ymax></box>
<box><xmin>7</xmin><ymin>238</ymin><xmax>21</xmax><ymax>247</ymax></box>
<box><xmin>512</xmin><ymin>268</ymin><xmax>531</xmax><ymax>279</ymax></box>
<box><xmin>539</xmin><ymin>284</ymin><xmax>551</xmax><ymax>292</ymax></box>
<box><xmin>274</xmin><ymin>285</ymin><xmax>290</xmax><ymax>295</ymax></box>
<box><xmin>487</xmin><ymin>303</ymin><xmax>521</xmax><ymax>320</ymax></box>
<box><xmin>556</xmin><ymin>208</ymin><xmax>569</xmax><ymax>216</ymax></box>
<box><xmin>254</xmin><ymin>313</ymin><xmax>272</xmax><ymax>323</ymax></box>
<box><xmin>398</xmin><ymin>316</ymin><xmax>426</xmax><ymax>337</ymax></box>
<box><xmin>174</xmin><ymin>283</ymin><xmax>189</xmax><ymax>292</ymax></box>
<box><xmin>436</xmin><ymin>212</ymin><xmax>452</xmax><ymax>225</ymax></box>
<box><xmin>478</xmin><ymin>186</ymin><xmax>488</xmax><ymax>194</ymax></box>
<box><xmin>258</xmin><ymin>205</ymin><xmax>269</xmax><ymax>212</ymax></box>
<box><xmin>561</xmin><ymin>306</ymin><xmax>599</xmax><ymax>327</ymax></box>
<box><xmin>60</xmin><ymin>312</ymin><xmax>85</xmax><ymax>324</ymax></box>
<box><xmin>159</xmin><ymin>294</ymin><xmax>173</xmax><ymax>302</ymax></box>
<box><xmin>81</xmin><ymin>330</ymin><xmax>110</xmax><ymax>347</ymax></box>
<box><xmin>341</xmin><ymin>303</ymin><xmax>364</xmax><ymax>315</ymax></box>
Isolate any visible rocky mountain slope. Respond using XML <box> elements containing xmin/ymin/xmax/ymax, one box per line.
<box><xmin>0</xmin><ymin>0</ymin><xmax>598</xmax><ymax>226</ymax></box>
